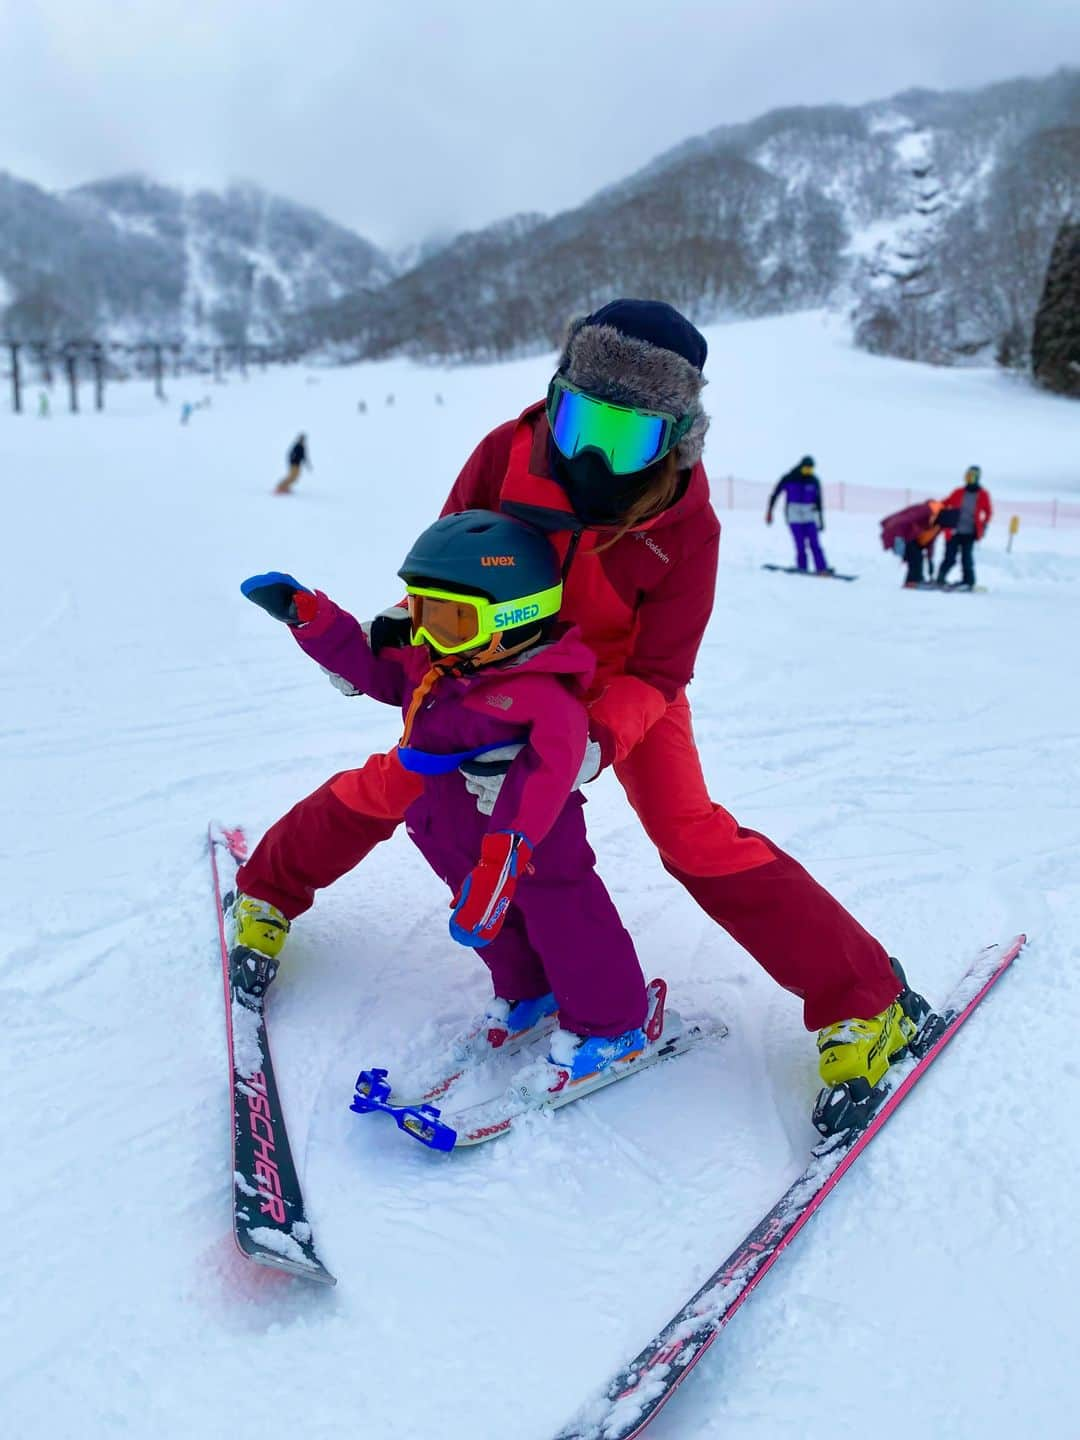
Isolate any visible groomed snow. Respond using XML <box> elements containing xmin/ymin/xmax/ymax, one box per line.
<box><xmin>3</xmin><ymin>311</ymin><xmax>1078</xmax><ymax>1439</ymax></box>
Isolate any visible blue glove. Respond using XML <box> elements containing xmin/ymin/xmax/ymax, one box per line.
<box><xmin>241</xmin><ymin>572</ymin><xmax>313</xmax><ymax>625</ymax></box>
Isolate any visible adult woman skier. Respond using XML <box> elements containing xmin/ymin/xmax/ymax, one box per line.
<box><xmin>234</xmin><ymin>510</ymin><xmax>648</xmax><ymax>1084</ymax></box>
<box><xmin>236</xmin><ymin>300</ymin><xmax>931</xmax><ymax>1134</ymax></box>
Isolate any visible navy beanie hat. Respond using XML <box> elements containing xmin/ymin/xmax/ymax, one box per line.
<box><xmin>584</xmin><ymin>299</ymin><xmax>708</xmax><ymax>372</ymax></box>
<box><xmin>556</xmin><ymin>298</ymin><xmax>710</xmax><ymax>467</ymax></box>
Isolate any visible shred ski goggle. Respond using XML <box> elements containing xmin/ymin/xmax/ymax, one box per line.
<box><xmin>405</xmin><ymin>582</ymin><xmax>562</xmax><ymax>655</ymax></box>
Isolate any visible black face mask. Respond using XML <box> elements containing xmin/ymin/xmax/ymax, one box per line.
<box><xmin>552</xmin><ymin>446</ymin><xmax>667</xmax><ymax>527</ymax></box>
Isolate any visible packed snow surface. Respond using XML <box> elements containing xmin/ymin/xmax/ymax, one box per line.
<box><xmin>4</xmin><ymin>312</ymin><xmax>1079</xmax><ymax>1439</ymax></box>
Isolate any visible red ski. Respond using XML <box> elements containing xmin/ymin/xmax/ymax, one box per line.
<box><xmin>553</xmin><ymin>934</ymin><xmax>1025</xmax><ymax>1440</ymax></box>
<box><xmin>209</xmin><ymin>823</ymin><xmax>335</xmax><ymax>1285</ymax></box>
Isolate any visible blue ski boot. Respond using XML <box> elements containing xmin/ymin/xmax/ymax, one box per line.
<box><xmin>546</xmin><ymin>1025</ymin><xmax>647</xmax><ymax>1086</ymax></box>
<box><xmin>453</xmin><ymin>991</ymin><xmax>559</xmax><ymax>1064</ymax></box>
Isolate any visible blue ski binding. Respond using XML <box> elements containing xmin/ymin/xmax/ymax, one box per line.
<box><xmin>349</xmin><ymin>1068</ymin><xmax>459</xmax><ymax>1152</ymax></box>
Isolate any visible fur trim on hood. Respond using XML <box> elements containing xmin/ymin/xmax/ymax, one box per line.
<box><xmin>557</xmin><ymin>316</ymin><xmax>709</xmax><ymax>468</ymax></box>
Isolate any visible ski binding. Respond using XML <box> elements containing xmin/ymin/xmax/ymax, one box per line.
<box><xmin>349</xmin><ymin>1068</ymin><xmax>458</xmax><ymax>1151</ymax></box>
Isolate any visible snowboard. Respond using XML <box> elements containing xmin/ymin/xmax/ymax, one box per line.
<box><xmin>761</xmin><ymin>564</ymin><xmax>858</xmax><ymax>582</ymax></box>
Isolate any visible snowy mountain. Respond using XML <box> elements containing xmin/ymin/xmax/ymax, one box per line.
<box><xmin>313</xmin><ymin>68</ymin><xmax>1080</xmax><ymax>368</ymax></box>
<box><xmin>0</xmin><ymin>172</ymin><xmax>393</xmax><ymax>349</ymax></box>
<box><xmin>5</xmin><ymin>68</ymin><xmax>1079</xmax><ymax>370</ymax></box>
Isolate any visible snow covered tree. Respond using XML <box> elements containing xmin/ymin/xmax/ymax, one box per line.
<box><xmin>1032</xmin><ymin>220</ymin><xmax>1080</xmax><ymax>397</ymax></box>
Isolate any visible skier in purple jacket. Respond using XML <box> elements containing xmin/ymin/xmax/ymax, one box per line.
<box><xmin>766</xmin><ymin>456</ymin><xmax>831</xmax><ymax>574</ymax></box>
<box><xmin>235</xmin><ymin>510</ymin><xmax>648</xmax><ymax>1086</ymax></box>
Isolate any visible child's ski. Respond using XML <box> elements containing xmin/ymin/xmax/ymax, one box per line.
<box><xmin>388</xmin><ymin>1009</ymin><xmax>561</xmax><ymax>1108</ymax></box>
<box><xmin>552</xmin><ymin>934</ymin><xmax>1025</xmax><ymax>1440</ymax></box>
<box><xmin>209</xmin><ymin>824</ymin><xmax>335</xmax><ymax>1286</ymax></box>
<box><xmin>350</xmin><ymin>979</ymin><xmax>726</xmax><ymax>1151</ymax></box>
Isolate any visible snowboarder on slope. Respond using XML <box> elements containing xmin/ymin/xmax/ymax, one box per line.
<box><xmin>936</xmin><ymin>466</ymin><xmax>993</xmax><ymax>588</ymax></box>
<box><xmin>275</xmin><ymin>434</ymin><xmax>310</xmax><ymax>495</ymax></box>
<box><xmin>766</xmin><ymin>456</ymin><xmax>831</xmax><ymax>574</ymax></box>
<box><xmin>230</xmin><ymin>300</ymin><xmax>932</xmax><ymax>1132</ymax></box>
<box><xmin>233</xmin><ymin>511</ymin><xmax>649</xmax><ymax>1085</ymax></box>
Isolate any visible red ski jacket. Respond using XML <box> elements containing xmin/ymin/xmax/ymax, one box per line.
<box><xmin>442</xmin><ymin>402</ymin><xmax>721</xmax><ymax>765</ymax></box>
<box><xmin>941</xmin><ymin>485</ymin><xmax>993</xmax><ymax>540</ymax></box>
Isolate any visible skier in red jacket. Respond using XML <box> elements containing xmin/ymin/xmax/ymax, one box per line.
<box><xmin>237</xmin><ymin>300</ymin><xmax>931</xmax><ymax>1135</ymax></box>
<box><xmin>936</xmin><ymin>466</ymin><xmax>993</xmax><ymax>588</ymax></box>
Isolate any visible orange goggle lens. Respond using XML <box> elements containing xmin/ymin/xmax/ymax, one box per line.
<box><xmin>407</xmin><ymin>593</ymin><xmax>482</xmax><ymax>650</ymax></box>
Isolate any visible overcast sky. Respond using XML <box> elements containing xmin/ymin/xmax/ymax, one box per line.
<box><xmin>4</xmin><ymin>0</ymin><xmax>1079</xmax><ymax>252</ymax></box>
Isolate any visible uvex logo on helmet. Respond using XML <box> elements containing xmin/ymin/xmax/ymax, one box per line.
<box><xmin>481</xmin><ymin>555</ymin><xmax>516</xmax><ymax>566</ymax></box>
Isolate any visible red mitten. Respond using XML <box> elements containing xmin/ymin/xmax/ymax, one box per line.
<box><xmin>449</xmin><ymin>832</ymin><xmax>533</xmax><ymax>948</ymax></box>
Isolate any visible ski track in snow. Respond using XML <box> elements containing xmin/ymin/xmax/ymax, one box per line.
<box><xmin>3</xmin><ymin>311</ymin><xmax>1079</xmax><ymax>1439</ymax></box>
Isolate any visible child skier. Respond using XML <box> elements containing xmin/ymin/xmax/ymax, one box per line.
<box><xmin>232</xmin><ymin>510</ymin><xmax>650</xmax><ymax>1084</ymax></box>
<box><xmin>766</xmin><ymin>456</ymin><xmax>831</xmax><ymax>574</ymax></box>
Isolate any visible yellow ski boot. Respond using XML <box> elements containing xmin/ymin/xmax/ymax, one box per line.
<box><xmin>228</xmin><ymin>894</ymin><xmax>290</xmax><ymax>999</ymax></box>
<box><xmin>817</xmin><ymin>1000</ymin><xmax>918</xmax><ymax>1088</ymax></box>
<box><xmin>813</xmin><ymin>962</ymin><xmax>935</xmax><ymax>1136</ymax></box>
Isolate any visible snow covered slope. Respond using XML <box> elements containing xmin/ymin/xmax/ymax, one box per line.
<box><xmin>3</xmin><ymin>314</ymin><xmax>1078</xmax><ymax>1439</ymax></box>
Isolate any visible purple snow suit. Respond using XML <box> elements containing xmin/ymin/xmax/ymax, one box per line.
<box><xmin>290</xmin><ymin>593</ymin><xmax>647</xmax><ymax>1039</ymax></box>
<box><xmin>771</xmin><ymin>469</ymin><xmax>828</xmax><ymax>572</ymax></box>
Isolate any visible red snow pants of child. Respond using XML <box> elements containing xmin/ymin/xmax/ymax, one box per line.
<box><xmin>235</xmin><ymin>752</ymin><xmax>647</xmax><ymax>1039</ymax></box>
<box><xmin>612</xmin><ymin>695</ymin><xmax>900</xmax><ymax>1030</ymax></box>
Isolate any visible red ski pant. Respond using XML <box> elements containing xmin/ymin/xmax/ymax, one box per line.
<box><xmin>238</xmin><ymin>707</ymin><xmax>901</xmax><ymax>1031</ymax></box>
<box><xmin>612</xmin><ymin>696</ymin><xmax>899</xmax><ymax>1029</ymax></box>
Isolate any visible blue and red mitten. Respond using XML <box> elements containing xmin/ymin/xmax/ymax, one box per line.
<box><xmin>450</xmin><ymin>831</ymin><xmax>533</xmax><ymax>948</ymax></box>
<box><xmin>241</xmin><ymin>572</ymin><xmax>318</xmax><ymax>626</ymax></box>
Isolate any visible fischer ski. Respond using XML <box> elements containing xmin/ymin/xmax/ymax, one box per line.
<box><xmin>553</xmin><ymin>934</ymin><xmax>1025</xmax><ymax>1440</ymax></box>
<box><xmin>350</xmin><ymin>978</ymin><xmax>726</xmax><ymax>1151</ymax></box>
<box><xmin>209</xmin><ymin>824</ymin><xmax>335</xmax><ymax>1286</ymax></box>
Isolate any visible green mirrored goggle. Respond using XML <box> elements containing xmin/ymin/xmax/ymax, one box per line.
<box><xmin>546</xmin><ymin>376</ymin><xmax>693</xmax><ymax>476</ymax></box>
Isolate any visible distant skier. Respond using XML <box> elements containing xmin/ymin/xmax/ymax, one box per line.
<box><xmin>357</xmin><ymin>399</ymin><xmax>367</xmax><ymax>414</ymax></box>
<box><xmin>232</xmin><ymin>512</ymin><xmax>650</xmax><ymax>1084</ymax></box>
<box><xmin>180</xmin><ymin>402</ymin><xmax>194</xmax><ymax>426</ymax></box>
<box><xmin>766</xmin><ymin>456</ymin><xmax>831</xmax><ymax>574</ymax></box>
<box><xmin>275</xmin><ymin>434</ymin><xmax>310</xmax><ymax>495</ymax></box>
<box><xmin>37</xmin><ymin>391</ymin><xmax>50</xmax><ymax>419</ymax></box>
<box><xmin>936</xmin><ymin>466</ymin><xmax>993</xmax><ymax>588</ymax></box>
<box><xmin>880</xmin><ymin>499</ymin><xmax>955</xmax><ymax>586</ymax></box>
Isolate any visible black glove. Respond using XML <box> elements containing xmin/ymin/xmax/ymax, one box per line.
<box><xmin>369</xmin><ymin>606</ymin><xmax>412</xmax><ymax>655</ymax></box>
<box><xmin>240</xmin><ymin>572</ymin><xmax>313</xmax><ymax>626</ymax></box>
